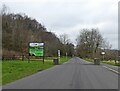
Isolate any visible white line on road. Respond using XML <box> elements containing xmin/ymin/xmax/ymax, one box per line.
<box><xmin>102</xmin><ymin>66</ymin><xmax>119</xmax><ymax>75</ymax></box>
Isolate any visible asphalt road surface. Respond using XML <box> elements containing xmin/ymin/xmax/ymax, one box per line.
<box><xmin>3</xmin><ymin>57</ymin><xmax>118</xmax><ymax>89</ymax></box>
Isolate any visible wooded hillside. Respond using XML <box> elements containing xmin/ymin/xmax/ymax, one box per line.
<box><xmin>2</xmin><ymin>13</ymin><xmax>74</xmax><ymax>57</ymax></box>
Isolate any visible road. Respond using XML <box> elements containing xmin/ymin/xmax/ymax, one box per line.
<box><xmin>3</xmin><ymin>57</ymin><xmax>118</xmax><ymax>89</ymax></box>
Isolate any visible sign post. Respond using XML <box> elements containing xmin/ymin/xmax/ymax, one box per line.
<box><xmin>29</xmin><ymin>43</ymin><xmax>45</xmax><ymax>64</ymax></box>
<box><xmin>58</xmin><ymin>50</ymin><xmax>60</xmax><ymax>61</ymax></box>
<box><xmin>66</xmin><ymin>52</ymin><xmax>68</xmax><ymax>59</ymax></box>
<box><xmin>101</xmin><ymin>51</ymin><xmax>105</xmax><ymax>61</ymax></box>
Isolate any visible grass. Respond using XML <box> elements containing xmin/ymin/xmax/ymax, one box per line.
<box><xmin>59</xmin><ymin>57</ymin><xmax>70</xmax><ymax>64</ymax></box>
<box><xmin>2</xmin><ymin>57</ymin><xmax>71</xmax><ymax>85</ymax></box>
<box><xmin>84</xmin><ymin>58</ymin><xmax>120</xmax><ymax>66</ymax></box>
<box><xmin>84</xmin><ymin>58</ymin><xmax>93</xmax><ymax>62</ymax></box>
<box><xmin>102</xmin><ymin>60</ymin><xmax>120</xmax><ymax>66</ymax></box>
<box><xmin>0</xmin><ymin>61</ymin><xmax>2</xmax><ymax>86</ymax></box>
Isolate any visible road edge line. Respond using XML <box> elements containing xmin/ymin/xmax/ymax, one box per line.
<box><xmin>102</xmin><ymin>66</ymin><xmax>119</xmax><ymax>75</ymax></box>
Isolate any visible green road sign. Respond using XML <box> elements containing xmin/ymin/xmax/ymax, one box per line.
<box><xmin>29</xmin><ymin>43</ymin><xmax>44</xmax><ymax>56</ymax></box>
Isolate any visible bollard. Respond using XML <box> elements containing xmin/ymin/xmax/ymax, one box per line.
<box><xmin>53</xmin><ymin>58</ymin><xmax>59</xmax><ymax>65</ymax></box>
<box><xmin>94</xmin><ymin>58</ymin><xmax>100</xmax><ymax>65</ymax></box>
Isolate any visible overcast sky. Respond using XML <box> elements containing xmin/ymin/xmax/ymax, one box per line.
<box><xmin>1</xmin><ymin>0</ymin><xmax>119</xmax><ymax>49</ymax></box>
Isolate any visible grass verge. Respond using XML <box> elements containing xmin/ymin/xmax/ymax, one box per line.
<box><xmin>84</xmin><ymin>58</ymin><xmax>120</xmax><ymax>66</ymax></box>
<box><xmin>102</xmin><ymin>61</ymin><xmax>120</xmax><ymax>66</ymax></box>
<box><xmin>0</xmin><ymin>61</ymin><xmax>2</xmax><ymax>86</ymax></box>
<box><xmin>2</xmin><ymin>57</ymin><xmax>71</xmax><ymax>85</ymax></box>
<box><xmin>83</xmin><ymin>58</ymin><xmax>93</xmax><ymax>62</ymax></box>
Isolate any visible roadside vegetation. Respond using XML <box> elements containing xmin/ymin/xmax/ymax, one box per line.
<box><xmin>1</xmin><ymin>4</ymin><xmax>119</xmax><ymax>86</ymax></box>
<box><xmin>0</xmin><ymin>61</ymin><xmax>2</xmax><ymax>86</ymax></box>
<box><xmin>76</xmin><ymin>29</ymin><xmax>119</xmax><ymax>67</ymax></box>
<box><xmin>84</xmin><ymin>58</ymin><xmax>120</xmax><ymax>66</ymax></box>
<box><xmin>1</xmin><ymin>5</ymin><xmax>73</xmax><ymax>86</ymax></box>
<box><xmin>102</xmin><ymin>60</ymin><xmax>120</xmax><ymax>66</ymax></box>
<box><xmin>84</xmin><ymin>58</ymin><xmax>93</xmax><ymax>62</ymax></box>
<box><xmin>2</xmin><ymin>57</ymin><xmax>71</xmax><ymax>85</ymax></box>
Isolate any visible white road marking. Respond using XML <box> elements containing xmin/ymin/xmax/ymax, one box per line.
<box><xmin>102</xmin><ymin>66</ymin><xmax>119</xmax><ymax>74</ymax></box>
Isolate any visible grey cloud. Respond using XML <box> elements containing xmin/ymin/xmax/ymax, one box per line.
<box><xmin>4</xmin><ymin>0</ymin><xmax>119</xmax><ymax>49</ymax></box>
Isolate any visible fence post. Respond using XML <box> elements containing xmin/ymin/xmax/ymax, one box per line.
<box><xmin>2</xmin><ymin>55</ymin><xmax>4</xmax><ymax>60</ymax></box>
<box><xmin>22</xmin><ymin>54</ymin><xmax>24</xmax><ymax>61</ymax></box>
<box><xmin>12</xmin><ymin>55</ymin><xmax>15</xmax><ymax>60</ymax></box>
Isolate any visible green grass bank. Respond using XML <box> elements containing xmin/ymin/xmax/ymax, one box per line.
<box><xmin>2</xmin><ymin>57</ymin><xmax>71</xmax><ymax>85</ymax></box>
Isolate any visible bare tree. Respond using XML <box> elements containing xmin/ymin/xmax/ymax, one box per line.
<box><xmin>59</xmin><ymin>33</ymin><xmax>70</xmax><ymax>45</ymax></box>
<box><xmin>59</xmin><ymin>33</ymin><xmax>75</xmax><ymax>56</ymax></box>
<box><xmin>102</xmin><ymin>39</ymin><xmax>112</xmax><ymax>50</ymax></box>
<box><xmin>76</xmin><ymin>28</ymin><xmax>104</xmax><ymax>58</ymax></box>
<box><xmin>1</xmin><ymin>4</ymin><xmax>10</xmax><ymax>15</ymax></box>
<box><xmin>2</xmin><ymin>11</ymin><xmax>63</xmax><ymax>57</ymax></box>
